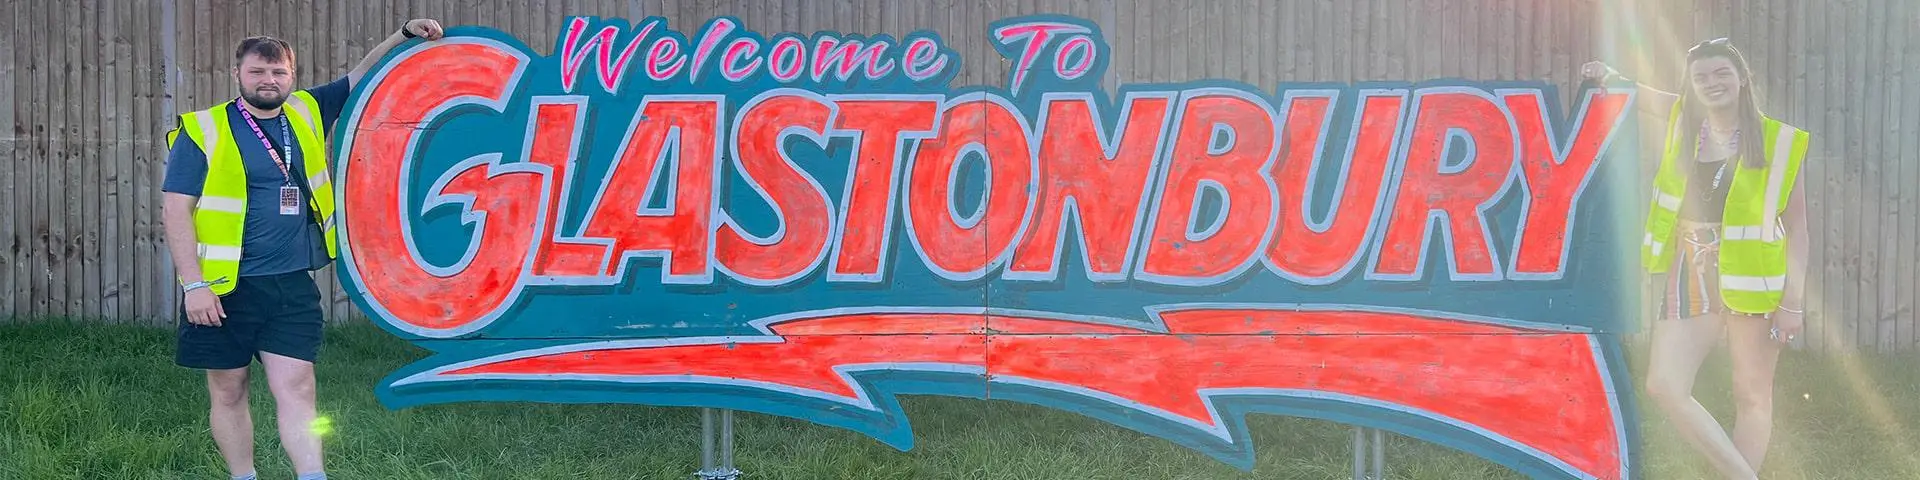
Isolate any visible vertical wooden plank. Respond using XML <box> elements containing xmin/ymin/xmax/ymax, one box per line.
<box><xmin>81</xmin><ymin>0</ymin><xmax>103</xmax><ymax>320</ymax></box>
<box><xmin>27</xmin><ymin>0</ymin><xmax>47</xmax><ymax>316</ymax></box>
<box><xmin>1506</xmin><ymin>0</ymin><xmax>1522</xmax><ymax>80</ymax></box>
<box><xmin>478</xmin><ymin>0</ymin><xmax>496</xmax><ymax>45</ymax></box>
<box><xmin>56</xmin><ymin>0</ymin><xmax>77</xmax><ymax>318</ymax></box>
<box><xmin>1402</xmin><ymin>0</ymin><xmax>1419</xmax><ymax>78</ymax></box>
<box><xmin>1329</xmin><ymin>0</ymin><xmax>1348</xmax><ymax>81</ymax></box>
<box><xmin>1841</xmin><ymin>1</ymin><xmax>1867</xmax><ymax>350</ymax></box>
<box><xmin>55</xmin><ymin>0</ymin><xmax>76</xmax><ymax>315</ymax></box>
<box><xmin>1756</xmin><ymin>0</ymin><xmax>1779</xmax><ymax>117</ymax></box>
<box><xmin>125</xmin><ymin>0</ymin><xmax>145</xmax><ymax>322</ymax></box>
<box><xmin>7</xmin><ymin>0</ymin><xmax>24</xmax><ymax>318</ymax></box>
<box><xmin>1221</xmin><ymin>0</ymin><xmax>1240</xmax><ymax>83</ymax></box>
<box><xmin>1350</xmin><ymin>0</ymin><xmax>1366</xmax><ymax>80</ymax></box>
<box><xmin>1529</xmin><ymin>0</ymin><xmax>1547</xmax><ymax>83</ymax></box>
<box><xmin>42</xmin><ymin>0</ymin><xmax>67</xmax><ymax>318</ymax></box>
<box><xmin>107</xmin><ymin>0</ymin><xmax>129</xmax><ymax>321</ymax></box>
<box><xmin>279</xmin><ymin>0</ymin><xmax>294</xmax><ymax>80</ymax></box>
<box><xmin>1355</xmin><ymin>0</ymin><xmax>1376</xmax><ymax>80</ymax></box>
<box><xmin>28</xmin><ymin>0</ymin><xmax>51</xmax><ymax>318</ymax></box>
<box><xmin>1904</xmin><ymin>0</ymin><xmax>1920</xmax><ymax>350</ymax></box>
<box><xmin>1797</xmin><ymin>0</ymin><xmax>1825</xmax><ymax>349</ymax></box>
<box><xmin>329</xmin><ymin>0</ymin><xmax>345</xmax><ymax>82</ymax></box>
<box><xmin>1265</xmin><ymin>0</ymin><xmax>1281</xmax><ymax>84</ymax></box>
<box><xmin>315</xmin><ymin>0</ymin><xmax>338</xmax><ymax>325</ymax></box>
<box><xmin>547</xmin><ymin>0</ymin><xmax>567</xmax><ymax>57</ymax></box>
<box><xmin>1442</xmin><ymin>0</ymin><xmax>1460</xmax><ymax>78</ymax></box>
<box><xmin>109</xmin><ymin>0</ymin><xmax>133</xmax><ymax>321</ymax></box>
<box><xmin>1451</xmin><ymin>0</ymin><xmax>1466</xmax><ymax>77</ymax></box>
<box><xmin>1474</xmin><ymin>0</ymin><xmax>1489</xmax><ymax>80</ymax></box>
<box><xmin>1166</xmin><ymin>0</ymin><xmax>1185</xmax><ymax>83</ymax></box>
<box><xmin>97</xmin><ymin>0</ymin><xmax>115</xmax><ymax>321</ymax></box>
<box><xmin>1214</xmin><ymin>0</ymin><xmax>1230</xmax><ymax>81</ymax></box>
<box><xmin>151</xmin><ymin>0</ymin><xmax>176</xmax><ymax>323</ymax></box>
<box><xmin>1775</xmin><ymin>0</ymin><xmax>1817</xmax><ymax>350</ymax></box>
<box><xmin>23</xmin><ymin>0</ymin><xmax>42</xmax><ymax>318</ymax></box>
<box><xmin>1859</xmin><ymin>0</ymin><xmax>1889</xmax><ymax>351</ymax></box>
<box><xmin>1108</xmin><ymin>0</ymin><xmax>1128</xmax><ymax>85</ymax></box>
<box><xmin>0</xmin><ymin>0</ymin><xmax>18</xmax><ymax>318</ymax></box>
<box><xmin>1354</xmin><ymin>0</ymin><xmax>1369</xmax><ymax>81</ymax></box>
<box><xmin>515</xmin><ymin>0</ymin><xmax>530</xmax><ymax>54</ymax></box>
<box><xmin>1882</xmin><ymin>0</ymin><xmax>1914</xmax><ymax>349</ymax></box>
<box><xmin>1358</xmin><ymin>0</ymin><xmax>1375</xmax><ymax>80</ymax></box>
<box><xmin>134</xmin><ymin>0</ymin><xmax>151</xmax><ymax>323</ymax></box>
<box><xmin>1848</xmin><ymin>0</ymin><xmax>1882</xmax><ymax>350</ymax></box>
<box><xmin>1272</xmin><ymin>0</ymin><xmax>1289</xmax><ymax>84</ymax></box>
<box><xmin>1571</xmin><ymin>0</ymin><xmax>1592</xmax><ymax>106</ymax></box>
<box><xmin>1229</xmin><ymin>0</ymin><xmax>1250</xmax><ymax>85</ymax></box>
<box><xmin>71</xmin><ymin>0</ymin><xmax>93</xmax><ymax>320</ymax></box>
<box><xmin>1472</xmin><ymin>0</ymin><xmax>1485</xmax><ymax>78</ymax></box>
<box><xmin>195</xmin><ymin>0</ymin><xmax>211</xmax><ymax>110</ymax></box>
<box><xmin>77</xmin><ymin>0</ymin><xmax>99</xmax><ymax>319</ymax></box>
<box><xmin>1843</xmin><ymin>0</ymin><xmax>1872</xmax><ymax>350</ymax></box>
<box><xmin>136</xmin><ymin>0</ymin><xmax>155</xmax><ymax>323</ymax></box>
<box><xmin>1468</xmin><ymin>0</ymin><xmax>1487</xmax><ymax>80</ymax></box>
<box><xmin>1210</xmin><ymin>0</ymin><xmax>1228</xmax><ymax>81</ymax></box>
<box><xmin>1100</xmin><ymin>0</ymin><xmax>1121</xmax><ymax>89</ymax></box>
<box><xmin>290</xmin><ymin>0</ymin><xmax>326</xmax><ymax>325</ymax></box>
<box><xmin>1320</xmin><ymin>0</ymin><xmax>1336</xmax><ymax>80</ymax></box>
<box><xmin>1887</xmin><ymin>0</ymin><xmax>1912</xmax><ymax>350</ymax></box>
<box><xmin>1555</xmin><ymin>0</ymin><xmax>1571</xmax><ymax>85</ymax></box>
<box><xmin>1812</xmin><ymin>5</ymin><xmax>1851</xmax><ymax>350</ymax></box>
<box><xmin>1514</xmin><ymin>0</ymin><xmax>1532</xmax><ymax>83</ymax></box>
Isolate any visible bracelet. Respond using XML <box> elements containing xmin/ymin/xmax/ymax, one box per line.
<box><xmin>1777</xmin><ymin>305</ymin><xmax>1805</xmax><ymax>314</ymax></box>
<box><xmin>181</xmin><ymin>277</ymin><xmax>228</xmax><ymax>294</ymax></box>
<box><xmin>401</xmin><ymin>26</ymin><xmax>419</xmax><ymax>39</ymax></box>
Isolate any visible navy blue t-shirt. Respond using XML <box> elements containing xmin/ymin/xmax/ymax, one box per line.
<box><xmin>163</xmin><ymin>76</ymin><xmax>351</xmax><ymax>277</ymax></box>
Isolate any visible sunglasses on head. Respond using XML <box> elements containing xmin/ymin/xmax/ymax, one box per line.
<box><xmin>1688</xmin><ymin>37</ymin><xmax>1732</xmax><ymax>54</ymax></box>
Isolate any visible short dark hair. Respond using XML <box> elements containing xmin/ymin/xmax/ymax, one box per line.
<box><xmin>234</xmin><ymin>36</ymin><xmax>294</xmax><ymax>68</ymax></box>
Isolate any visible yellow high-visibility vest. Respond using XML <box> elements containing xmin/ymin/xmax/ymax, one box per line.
<box><xmin>165</xmin><ymin>91</ymin><xmax>338</xmax><ymax>295</ymax></box>
<box><xmin>1640</xmin><ymin>101</ymin><xmax>1810</xmax><ymax>314</ymax></box>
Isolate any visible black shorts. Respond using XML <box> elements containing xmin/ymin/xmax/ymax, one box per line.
<box><xmin>175</xmin><ymin>270</ymin><xmax>325</xmax><ymax>370</ymax></box>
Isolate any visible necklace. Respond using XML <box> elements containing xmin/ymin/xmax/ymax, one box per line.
<box><xmin>1694</xmin><ymin>120</ymin><xmax>1739</xmax><ymax>193</ymax></box>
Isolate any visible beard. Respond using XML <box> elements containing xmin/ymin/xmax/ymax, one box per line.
<box><xmin>240</xmin><ymin>87</ymin><xmax>286</xmax><ymax>110</ymax></box>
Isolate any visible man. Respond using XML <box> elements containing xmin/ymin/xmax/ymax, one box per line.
<box><xmin>161</xmin><ymin>19</ymin><xmax>445</xmax><ymax>480</ymax></box>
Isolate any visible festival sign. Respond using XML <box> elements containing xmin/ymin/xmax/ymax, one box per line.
<box><xmin>335</xmin><ymin>14</ymin><xmax>1643</xmax><ymax>480</ymax></box>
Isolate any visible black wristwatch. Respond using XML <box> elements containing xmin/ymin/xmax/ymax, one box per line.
<box><xmin>401</xmin><ymin>26</ymin><xmax>418</xmax><ymax>39</ymax></box>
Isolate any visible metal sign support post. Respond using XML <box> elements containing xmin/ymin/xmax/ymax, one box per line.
<box><xmin>1351</xmin><ymin>426</ymin><xmax>1386</xmax><ymax>480</ymax></box>
<box><xmin>696</xmin><ymin>408</ymin><xmax>742</xmax><ymax>480</ymax></box>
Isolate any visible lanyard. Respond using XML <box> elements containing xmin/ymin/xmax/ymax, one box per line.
<box><xmin>235</xmin><ymin>100</ymin><xmax>297</xmax><ymax>186</ymax></box>
<box><xmin>1693</xmin><ymin>121</ymin><xmax>1737</xmax><ymax>193</ymax></box>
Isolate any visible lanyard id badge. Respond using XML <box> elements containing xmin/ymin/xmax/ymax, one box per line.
<box><xmin>279</xmin><ymin>185</ymin><xmax>302</xmax><ymax>215</ymax></box>
<box><xmin>237</xmin><ymin>100</ymin><xmax>306</xmax><ymax>216</ymax></box>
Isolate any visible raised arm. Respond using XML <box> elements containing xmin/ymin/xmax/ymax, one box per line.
<box><xmin>1582</xmin><ymin>61</ymin><xmax>1680</xmax><ymax>131</ymax></box>
<box><xmin>346</xmin><ymin>19</ymin><xmax>446</xmax><ymax>89</ymax></box>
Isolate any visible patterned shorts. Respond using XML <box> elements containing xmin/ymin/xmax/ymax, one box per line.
<box><xmin>1663</xmin><ymin>225</ymin><xmax>1728</xmax><ymax>320</ymax></box>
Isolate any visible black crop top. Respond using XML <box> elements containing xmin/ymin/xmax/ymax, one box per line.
<box><xmin>1679</xmin><ymin>158</ymin><xmax>1732</xmax><ymax>221</ymax></box>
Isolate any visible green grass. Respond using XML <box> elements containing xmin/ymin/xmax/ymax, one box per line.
<box><xmin>4</xmin><ymin>319</ymin><xmax>1918</xmax><ymax>479</ymax></box>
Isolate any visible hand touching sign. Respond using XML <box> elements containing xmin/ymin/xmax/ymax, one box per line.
<box><xmin>401</xmin><ymin>18</ymin><xmax>445</xmax><ymax>41</ymax></box>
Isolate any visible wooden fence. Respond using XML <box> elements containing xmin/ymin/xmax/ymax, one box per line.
<box><xmin>2</xmin><ymin>0</ymin><xmax>1914</xmax><ymax>352</ymax></box>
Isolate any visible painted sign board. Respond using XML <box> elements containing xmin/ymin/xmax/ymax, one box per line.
<box><xmin>336</xmin><ymin>14</ymin><xmax>1644</xmax><ymax>480</ymax></box>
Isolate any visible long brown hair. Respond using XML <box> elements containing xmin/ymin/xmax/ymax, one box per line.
<box><xmin>1674</xmin><ymin>38</ymin><xmax>1768</xmax><ymax>169</ymax></box>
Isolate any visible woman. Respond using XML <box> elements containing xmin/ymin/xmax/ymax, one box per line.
<box><xmin>1584</xmin><ymin>38</ymin><xmax>1812</xmax><ymax>480</ymax></box>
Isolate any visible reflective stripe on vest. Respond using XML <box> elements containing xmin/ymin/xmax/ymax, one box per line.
<box><xmin>166</xmin><ymin>91</ymin><xmax>338</xmax><ymax>295</ymax></box>
<box><xmin>1639</xmin><ymin>101</ymin><xmax>1810</xmax><ymax>314</ymax></box>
